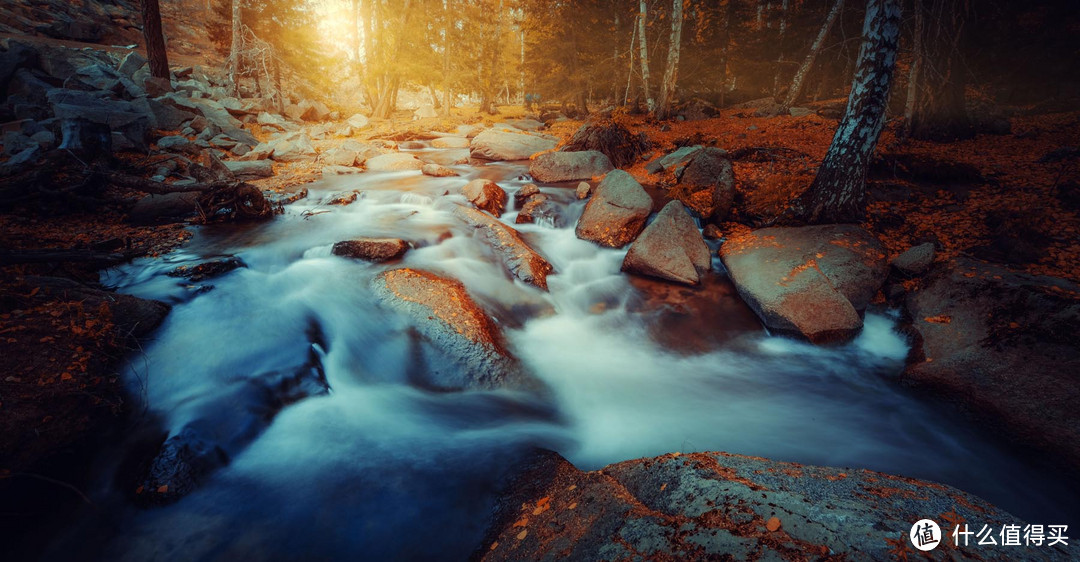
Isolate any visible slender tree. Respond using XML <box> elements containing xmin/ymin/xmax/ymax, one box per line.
<box><xmin>782</xmin><ymin>0</ymin><xmax>845</xmax><ymax>108</ymax></box>
<box><xmin>905</xmin><ymin>0</ymin><xmax>972</xmax><ymax>141</ymax></box>
<box><xmin>228</xmin><ymin>0</ymin><xmax>241</xmax><ymax>94</ymax></box>
<box><xmin>141</xmin><ymin>0</ymin><xmax>170</xmax><ymax>79</ymax></box>
<box><xmin>655</xmin><ymin>0</ymin><xmax>684</xmax><ymax>119</ymax></box>
<box><xmin>783</xmin><ymin>0</ymin><xmax>902</xmax><ymax>224</ymax></box>
<box><xmin>637</xmin><ymin>0</ymin><xmax>654</xmax><ymax>110</ymax></box>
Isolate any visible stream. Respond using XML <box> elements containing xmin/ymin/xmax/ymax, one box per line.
<box><xmin>50</xmin><ymin>145</ymin><xmax>1078</xmax><ymax>559</ymax></box>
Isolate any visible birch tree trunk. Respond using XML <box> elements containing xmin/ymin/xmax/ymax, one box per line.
<box><xmin>654</xmin><ymin>0</ymin><xmax>683</xmax><ymax>119</ymax></box>
<box><xmin>140</xmin><ymin>0</ymin><xmax>170</xmax><ymax>80</ymax></box>
<box><xmin>901</xmin><ymin>0</ymin><xmax>923</xmax><ymax>138</ymax></box>
<box><xmin>772</xmin><ymin>0</ymin><xmax>790</xmax><ymax>96</ymax></box>
<box><xmin>637</xmin><ymin>0</ymin><xmax>654</xmax><ymax>111</ymax></box>
<box><xmin>228</xmin><ymin>0</ymin><xmax>241</xmax><ymax>95</ymax></box>
<box><xmin>784</xmin><ymin>0</ymin><xmax>901</xmax><ymax>224</ymax></box>
<box><xmin>782</xmin><ymin>0</ymin><xmax>845</xmax><ymax>108</ymax></box>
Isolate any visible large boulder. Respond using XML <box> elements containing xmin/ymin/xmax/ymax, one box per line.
<box><xmin>528</xmin><ymin>150</ymin><xmax>613</xmax><ymax>183</ymax></box>
<box><xmin>364</xmin><ymin>152</ymin><xmax>424</xmax><ymax>171</ymax></box>
<box><xmin>462</xmin><ymin>179</ymin><xmax>508</xmax><ymax>217</ymax></box>
<box><xmin>469</xmin><ymin>129</ymin><xmax>557</xmax><ymax>161</ymax></box>
<box><xmin>904</xmin><ymin>258</ymin><xmax>1080</xmax><ymax>473</ymax></box>
<box><xmin>676</xmin><ymin>147</ymin><xmax>735</xmax><ymax>221</ymax></box>
<box><xmin>479</xmin><ymin>450</ymin><xmax>1060</xmax><ymax>561</ymax></box>
<box><xmin>332</xmin><ymin>238</ymin><xmax>409</xmax><ymax>262</ymax></box>
<box><xmin>48</xmin><ymin>89</ymin><xmax>149</xmax><ymax>150</ymax></box>
<box><xmin>453</xmin><ymin>205</ymin><xmax>554</xmax><ymax>290</ymax></box>
<box><xmin>719</xmin><ymin>225</ymin><xmax>888</xmax><ymax>344</ymax></box>
<box><xmin>269</xmin><ymin>135</ymin><xmax>316</xmax><ymax>163</ymax></box>
<box><xmin>372</xmin><ymin>268</ymin><xmax>530</xmax><ymax>390</ymax></box>
<box><xmin>622</xmin><ymin>201</ymin><xmax>710</xmax><ymax>285</ymax></box>
<box><xmin>430</xmin><ymin>136</ymin><xmax>470</xmax><ymax>149</ymax></box>
<box><xmin>575</xmin><ymin>170</ymin><xmax>652</xmax><ymax>248</ymax></box>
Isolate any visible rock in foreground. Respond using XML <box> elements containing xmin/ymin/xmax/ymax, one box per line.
<box><xmin>454</xmin><ymin>205</ymin><xmax>554</xmax><ymax>289</ymax></box>
<box><xmin>528</xmin><ymin>150</ymin><xmax>613</xmax><ymax>183</ymax></box>
<box><xmin>622</xmin><ymin>201</ymin><xmax>711</xmax><ymax>285</ymax></box>
<box><xmin>470</xmin><ymin>129</ymin><xmax>557</xmax><ymax>161</ymax></box>
<box><xmin>463</xmin><ymin>179</ymin><xmax>508</xmax><ymax>217</ymax></box>
<box><xmin>480</xmin><ymin>450</ymin><xmax>1064</xmax><ymax>561</ymax></box>
<box><xmin>575</xmin><ymin>170</ymin><xmax>652</xmax><ymax>248</ymax></box>
<box><xmin>904</xmin><ymin>258</ymin><xmax>1080</xmax><ymax>473</ymax></box>
<box><xmin>719</xmin><ymin>225</ymin><xmax>888</xmax><ymax>343</ymax></box>
<box><xmin>332</xmin><ymin>238</ymin><xmax>409</xmax><ymax>262</ymax></box>
<box><xmin>373</xmin><ymin>268</ymin><xmax>531</xmax><ymax>390</ymax></box>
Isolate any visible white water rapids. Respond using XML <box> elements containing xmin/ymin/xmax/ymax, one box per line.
<box><xmin>50</xmin><ymin>146</ymin><xmax>1077</xmax><ymax>559</ymax></box>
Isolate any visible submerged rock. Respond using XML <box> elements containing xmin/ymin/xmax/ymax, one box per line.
<box><xmin>167</xmin><ymin>256</ymin><xmax>246</xmax><ymax>282</ymax></box>
<box><xmin>479</xmin><ymin>450</ymin><xmax>1061</xmax><ymax>561</ymax></box>
<box><xmin>515</xmin><ymin>193</ymin><xmax>562</xmax><ymax>228</ymax></box>
<box><xmin>135</xmin><ymin>354</ymin><xmax>328</xmax><ymax>507</ymax></box>
<box><xmin>622</xmin><ymin>201</ymin><xmax>710</xmax><ymax>285</ymax></box>
<box><xmin>421</xmin><ymin>163</ymin><xmax>458</xmax><ymax>177</ymax></box>
<box><xmin>332</xmin><ymin>238</ymin><xmax>409</xmax><ymax>262</ymax></box>
<box><xmin>462</xmin><ymin>178</ymin><xmax>508</xmax><ymax>217</ymax></box>
<box><xmin>453</xmin><ymin>205</ymin><xmax>554</xmax><ymax>289</ymax></box>
<box><xmin>719</xmin><ymin>225</ymin><xmax>888</xmax><ymax>344</ymax></box>
<box><xmin>469</xmin><ymin>129</ymin><xmax>557</xmax><ymax>161</ymax></box>
<box><xmin>575</xmin><ymin>170</ymin><xmax>652</xmax><ymax>248</ymax></box>
<box><xmin>904</xmin><ymin>258</ymin><xmax>1080</xmax><ymax>473</ymax></box>
<box><xmin>528</xmin><ymin>150</ymin><xmax>613</xmax><ymax>183</ymax></box>
<box><xmin>373</xmin><ymin>268</ymin><xmax>530</xmax><ymax>390</ymax></box>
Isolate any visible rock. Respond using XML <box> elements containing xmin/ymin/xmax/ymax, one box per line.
<box><xmin>788</xmin><ymin>106</ymin><xmax>814</xmax><ymax>117</ymax></box>
<box><xmin>462</xmin><ymin>179</ymin><xmax>507</xmax><ymax>217</ymax></box>
<box><xmin>128</xmin><ymin>192</ymin><xmax>201</xmax><ymax>225</ymax></box>
<box><xmin>508</xmin><ymin>118</ymin><xmax>544</xmax><ymax>131</ymax></box>
<box><xmin>892</xmin><ymin>242</ymin><xmax>936</xmax><ymax>276</ymax></box>
<box><xmin>48</xmin><ymin>89</ymin><xmax>149</xmax><ymax>150</ymax></box>
<box><xmin>575</xmin><ymin>169</ymin><xmax>652</xmax><ymax>248</ymax></box>
<box><xmin>364</xmin><ymin>152</ymin><xmax>424</xmax><ymax>171</ymax></box>
<box><xmin>270</xmin><ymin>135</ymin><xmax>316</xmax><ymax>162</ymax></box>
<box><xmin>430</xmin><ymin>136</ymin><xmax>469</xmax><ymax>148</ymax></box>
<box><xmin>675</xmin><ymin>147</ymin><xmax>735</xmax><ymax>221</ymax></box>
<box><xmin>575</xmin><ymin>181</ymin><xmax>591</xmax><ymax>199</ymax></box>
<box><xmin>26</xmin><ymin>276</ymin><xmax>169</xmax><ymax>339</ymax></box>
<box><xmin>167</xmin><ymin>257</ymin><xmax>246</xmax><ymax>282</ymax></box>
<box><xmin>136</xmin><ymin>357</ymin><xmax>326</xmax><ymax>507</ymax></box>
<box><xmin>421</xmin><ymin>163</ymin><xmax>457</xmax><ymax>177</ymax></box>
<box><xmin>904</xmin><ymin>258</ymin><xmax>1080</xmax><ymax>473</ymax></box>
<box><xmin>323</xmin><ymin>191</ymin><xmax>359</xmax><ymax>206</ymax></box>
<box><xmin>295</xmin><ymin>99</ymin><xmax>331</xmax><ymax>122</ymax></box>
<box><xmin>0</xmin><ymin>145</ymin><xmax>41</xmax><ymax>176</ymax></box>
<box><xmin>513</xmin><ymin>183</ymin><xmax>540</xmax><ymax>206</ymax></box>
<box><xmin>644</xmin><ymin>145</ymin><xmax>703</xmax><ymax>174</ymax></box>
<box><xmin>321</xmin><ymin>165</ymin><xmax>361</xmax><ymax>176</ymax></box>
<box><xmin>29</xmin><ymin>130</ymin><xmax>55</xmax><ymax>150</ymax></box>
<box><xmin>413</xmin><ymin>104</ymin><xmax>437</xmax><ymax>119</ymax></box>
<box><xmin>528</xmin><ymin>150</ymin><xmax>613</xmax><ymax>183</ymax></box>
<box><xmin>346</xmin><ymin>113</ymin><xmax>369</xmax><ymax>129</ymax></box>
<box><xmin>257</xmin><ymin>111</ymin><xmax>287</xmax><ymax>128</ymax></box>
<box><xmin>147</xmin><ymin>98</ymin><xmax>198</xmax><ymax>131</ymax></box>
<box><xmin>514</xmin><ymin>194</ymin><xmax>562</xmax><ymax>228</ymax></box>
<box><xmin>454</xmin><ymin>205</ymin><xmax>554</xmax><ymax>289</ymax></box>
<box><xmin>469</xmin><ymin>129</ymin><xmax>557</xmax><ymax>161</ymax></box>
<box><xmin>116</xmin><ymin>51</ymin><xmax>146</xmax><ymax>77</ymax></box>
<box><xmin>156</xmin><ymin>135</ymin><xmax>197</xmax><ymax>154</ymax></box>
<box><xmin>479</xmin><ymin>450</ymin><xmax>1055</xmax><ymax>561</ymax></box>
<box><xmin>224</xmin><ymin>160</ymin><xmax>273</xmax><ymax>180</ymax></box>
<box><xmin>332</xmin><ymin>238</ymin><xmax>409</xmax><ymax>261</ymax></box>
<box><xmin>372</xmin><ymin>268</ymin><xmax>529</xmax><ymax>390</ymax></box>
<box><xmin>209</xmin><ymin>134</ymin><xmax>237</xmax><ymax>149</ymax></box>
<box><xmin>240</xmin><ymin>141</ymin><xmax>274</xmax><ymax>161</ymax></box>
<box><xmin>323</xmin><ymin>147</ymin><xmax>359</xmax><ymax>167</ymax></box>
<box><xmin>719</xmin><ymin>225</ymin><xmax>888</xmax><ymax>344</ymax></box>
<box><xmin>622</xmin><ymin>201</ymin><xmax>711</xmax><ymax>285</ymax></box>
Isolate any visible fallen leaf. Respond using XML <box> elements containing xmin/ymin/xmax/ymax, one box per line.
<box><xmin>516</xmin><ymin>530</ymin><xmax>527</xmax><ymax>540</ymax></box>
<box><xmin>766</xmin><ymin>517</ymin><xmax>782</xmax><ymax>532</ymax></box>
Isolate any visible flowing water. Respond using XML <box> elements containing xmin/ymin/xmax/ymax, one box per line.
<box><xmin>53</xmin><ymin>146</ymin><xmax>1078</xmax><ymax>559</ymax></box>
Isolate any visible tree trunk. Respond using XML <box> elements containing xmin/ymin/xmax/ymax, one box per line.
<box><xmin>772</xmin><ymin>0</ymin><xmax>790</xmax><ymax>97</ymax></box>
<box><xmin>442</xmin><ymin>0</ymin><xmax>452</xmax><ymax>117</ymax></box>
<box><xmin>654</xmin><ymin>0</ymin><xmax>683</xmax><ymax>119</ymax></box>
<box><xmin>624</xmin><ymin>20</ymin><xmax>637</xmax><ymax>106</ymax></box>
<box><xmin>907</xmin><ymin>0</ymin><xmax>972</xmax><ymax>141</ymax></box>
<box><xmin>782</xmin><ymin>0</ymin><xmax>844</xmax><ymax>108</ymax></box>
<box><xmin>228</xmin><ymin>0</ymin><xmax>241</xmax><ymax>95</ymax></box>
<box><xmin>637</xmin><ymin>0</ymin><xmax>654</xmax><ymax>111</ymax></box>
<box><xmin>719</xmin><ymin>0</ymin><xmax>736</xmax><ymax>107</ymax></box>
<box><xmin>784</xmin><ymin>0</ymin><xmax>901</xmax><ymax>225</ymax></box>
<box><xmin>140</xmin><ymin>0</ymin><xmax>170</xmax><ymax>80</ymax></box>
